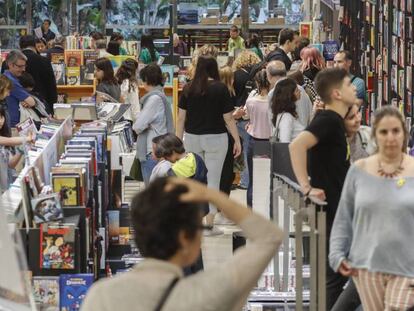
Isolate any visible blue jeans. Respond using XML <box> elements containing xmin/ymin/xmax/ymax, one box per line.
<box><xmin>237</xmin><ymin>120</ymin><xmax>249</xmax><ymax>188</ymax></box>
<box><xmin>140</xmin><ymin>153</ymin><xmax>158</xmax><ymax>186</ymax></box>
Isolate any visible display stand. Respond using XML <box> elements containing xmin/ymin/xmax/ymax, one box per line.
<box><xmin>0</xmin><ymin>116</ymin><xmax>73</xmax><ymax>224</ymax></box>
<box><xmin>247</xmin><ymin>140</ymin><xmax>326</xmax><ymax>310</ymax></box>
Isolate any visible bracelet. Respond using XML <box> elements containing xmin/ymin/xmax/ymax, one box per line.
<box><xmin>304</xmin><ymin>187</ymin><xmax>312</xmax><ymax>196</ymax></box>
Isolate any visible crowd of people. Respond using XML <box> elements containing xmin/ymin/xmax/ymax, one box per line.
<box><xmin>1</xmin><ymin>21</ymin><xmax>413</xmax><ymax>311</ymax></box>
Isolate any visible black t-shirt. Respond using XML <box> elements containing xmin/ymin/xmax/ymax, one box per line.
<box><xmin>306</xmin><ymin>110</ymin><xmax>350</xmax><ymax>232</ymax></box>
<box><xmin>233</xmin><ymin>68</ymin><xmax>250</xmax><ymax>107</ymax></box>
<box><xmin>179</xmin><ymin>80</ymin><xmax>234</xmax><ymax>135</ymax></box>
<box><xmin>265</xmin><ymin>48</ymin><xmax>292</xmax><ymax>71</ymax></box>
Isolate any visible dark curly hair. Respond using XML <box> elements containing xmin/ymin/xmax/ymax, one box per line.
<box><xmin>271</xmin><ymin>78</ymin><xmax>298</xmax><ymax>125</ymax></box>
<box><xmin>130</xmin><ymin>178</ymin><xmax>202</xmax><ymax>260</ymax></box>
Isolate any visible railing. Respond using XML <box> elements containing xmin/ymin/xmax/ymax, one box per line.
<box><xmin>272</xmin><ymin>173</ymin><xmax>327</xmax><ymax>311</ymax></box>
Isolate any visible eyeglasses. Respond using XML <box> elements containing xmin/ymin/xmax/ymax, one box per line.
<box><xmin>13</xmin><ymin>63</ymin><xmax>26</xmax><ymax>69</ymax></box>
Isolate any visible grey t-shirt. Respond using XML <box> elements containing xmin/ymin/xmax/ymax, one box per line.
<box><xmin>96</xmin><ymin>82</ymin><xmax>121</xmax><ymax>102</ymax></box>
<box><xmin>329</xmin><ymin>164</ymin><xmax>414</xmax><ymax>277</ymax></box>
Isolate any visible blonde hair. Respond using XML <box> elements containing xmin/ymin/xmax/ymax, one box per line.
<box><xmin>232</xmin><ymin>50</ymin><xmax>261</xmax><ymax>71</ymax></box>
<box><xmin>0</xmin><ymin>75</ymin><xmax>12</xmax><ymax>100</ymax></box>
<box><xmin>219</xmin><ymin>66</ymin><xmax>235</xmax><ymax>96</ymax></box>
<box><xmin>188</xmin><ymin>44</ymin><xmax>219</xmax><ymax>80</ymax></box>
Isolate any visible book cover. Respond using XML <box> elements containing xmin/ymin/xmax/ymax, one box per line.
<box><xmin>66</xmin><ymin>67</ymin><xmax>81</xmax><ymax>86</ymax></box>
<box><xmin>32</xmin><ymin>276</ymin><xmax>60</xmax><ymax>311</ymax></box>
<box><xmin>31</xmin><ymin>193</ymin><xmax>64</xmax><ymax>224</ymax></box>
<box><xmin>40</xmin><ymin>223</ymin><xmax>76</xmax><ymax>270</ymax></box>
<box><xmin>107</xmin><ymin>210</ymin><xmax>120</xmax><ymax>244</ymax></box>
<box><xmin>52</xmin><ymin>63</ymin><xmax>66</xmax><ymax>85</ymax></box>
<box><xmin>59</xmin><ymin>274</ymin><xmax>93</xmax><ymax>311</ymax></box>
<box><xmin>64</xmin><ymin>50</ymin><xmax>83</xmax><ymax>68</ymax></box>
<box><xmin>161</xmin><ymin>65</ymin><xmax>174</xmax><ymax>87</ymax></box>
<box><xmin>51</xmin><ymin>53</ymin><xmax>65</xmax><ymax>64</ymax></box>
<box><xmin>52</xmin><ymin>175</ymin><xmax>80</xmax><ymax>206</ymax></box>
<box><xmin>299</xmin><ymin>22</ymin><xmax>312</xmax><ymax>39</ymax></box>
<box><xmin>16</xmin><ymin>117</ymin><xmax>38</xmax><ymax>137</ymax></box>
<box><xmin>81</xmin><ymin>50</ymin><xmax>99</xmax><ymax>85</ymax></box>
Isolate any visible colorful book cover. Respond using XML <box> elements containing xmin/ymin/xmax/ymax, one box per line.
<box><xmin>31</xmin><ymin>193</ymin><xmax>64</xmax><ymax>224</ymax></box>
<box><xmin>40</xmin><ymin>223</ymin><xmax>76</xmax><ymax>270</ymax></box>
<box><xmin>64</xmin><ymin>50</ymin><xmax>83</xmax><ymax>68</ymax></box>
<box><xmin>107</xmin><ymin>210</ymin><xmax>120</xmax><ymax>244</ymax></box>
<box><xmin>32</xmin><ymin>276</ymin><xmax>60</xmax><ymax>311</ymax></box>
<box><xmin>161</xmin><ymin>65</ymin><xmax>174</xmax><ymax>87</ymax></box>
<box><xmin>52</xmin><ymin>63</ymin><xmax>66</xmax><ymax>85</ymax></box>
<box><xmin>16</xmin><ymin>117</ymin><xmax>38</xmax><ymax>136</ymax></box>
<box><xmin>51</xmin><ymin>53</ymin><xmax>65</xmax><ymax>64</ymax></box>
<box><xmin>52</xmin><ymin>175</ymin><xmax>80</xmax><ymax>206</ymax></box>
<box><xmin>299</xmin><ymin>22</ymin><xmax>312</xmax><ymax>39</ymax></box>
<box><xmin>81</xmin><ymin>50</ymin><xmax>99</xmax><ymax>85</ymax></box>
<box><xmin>59</xmin><ymin>274</ymin><xmax>93</xmax><ymax>311</ymax></box>
<box><xmin>66</xmin><ymin>67</ymin><xmax>81</xmax><ymax>86</ymax></box>
<box><xmin>107</xmin><ymin>55</ymin><xmax>131</xmax><ymax>74</ymax></box>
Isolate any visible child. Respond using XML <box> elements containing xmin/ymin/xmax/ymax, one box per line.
<box><xmin>150</xmin><ymin>133</ymin><xmax>207</xmax><ymax>275</ymax></box>
<box><xmin>227</xmin><ymin>25</ymin><xmax>245</xmax><ymax>54</ymax></box>
<box><xmin>151</xmin><ymin>133</ymin><xmax>208</xmax><ymax>184</ymax></box>
<box><xmin>18</xmin><ymin>72</ymin><xmax>49</xmax><ymax>127</ymax></box>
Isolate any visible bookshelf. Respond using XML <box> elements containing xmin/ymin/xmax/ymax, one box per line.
<box><xmin>57</xmin><ymin>84</ymin><xmax>96</xmax><ymax>102</ymax></box>
<box><xmin>343</xmin><ymin>0</ymin><xmax>414</xmax><ymax>125</ymax></box>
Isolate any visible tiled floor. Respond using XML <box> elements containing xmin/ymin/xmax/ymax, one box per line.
<box><xmin>201</xmin><ymin>188</ymin><xmax>247</xmax><ymax>270</ymax></box>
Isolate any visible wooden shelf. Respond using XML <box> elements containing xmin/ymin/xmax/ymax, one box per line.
<box><xmin>57</xmin><ymin>85</ymin><xmax>95</xmax><ymax>90</ymax></box>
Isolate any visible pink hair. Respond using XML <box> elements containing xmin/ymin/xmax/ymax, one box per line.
<box><xmin>300</xmin><ymin>47</ymin><xmax>326</xmax><ymax>72</ymax></box>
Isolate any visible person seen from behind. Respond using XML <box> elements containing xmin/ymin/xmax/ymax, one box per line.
<box><xmin>81</xmin><ymin>177</ymin><xmax>283</xmax><ymax>311</ymax></box>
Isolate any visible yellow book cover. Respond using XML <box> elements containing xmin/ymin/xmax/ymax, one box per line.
<box><xmin>66</xmin><ymin>67</ymin><xmax>80</xmax><ymax>86</ymax></box>
<box><xmin>52</xmin><ymin>176</ymin><xmax>79</xmax><ymax>206</ymax></box>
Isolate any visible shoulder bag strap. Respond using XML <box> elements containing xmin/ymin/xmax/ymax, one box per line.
<box><xmin>154</xmin><ymin>277</ymin><xmax>179</xmax><ymax>311</ymax></box>
<box><xmin>274</xmin><ymin>113</ymin><xmax>285</xmax><ymax>142</ymax></box>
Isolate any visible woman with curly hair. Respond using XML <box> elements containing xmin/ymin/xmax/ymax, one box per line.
<box><xmin>187</xmin><ymin>44</ymin><xmax>218</xmax><ymax>81</ymax></box>
<box><xmin>232</xmin><ymin>50</ymin><xmax>261</xmax><ymax>190</ymax></box>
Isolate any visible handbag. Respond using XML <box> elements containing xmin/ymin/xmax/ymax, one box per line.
<box><xmin>129</xmin><ymin>157</ymin><xmax>143</xmax><ymax>181</ymax></box>
<box><xmin>154</xmin><ymin>277</ymin><xmax>179</xmax><ymax>311</ymax></box>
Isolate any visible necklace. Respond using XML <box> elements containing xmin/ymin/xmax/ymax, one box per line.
<box><xmin>377</xmin><ymin>155</ymin><xmax>405</xmax><ymax>178</ymax></box>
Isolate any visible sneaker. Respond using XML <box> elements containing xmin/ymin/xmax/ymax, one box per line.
<box><xmin>203</xmin><ymin>226</ymin><xmax>224</xmax><ymax>236</ymax></box>
<box><xmin>214</xmin><ymin>213</ymin><xmax>235</xmax><ymax>225</ymax></box>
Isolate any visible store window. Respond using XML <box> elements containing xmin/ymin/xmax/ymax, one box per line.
<box><xmin>106</xmin><ymin>0</ymin><xmax>170</xmax><ymax>37</ymax></box>
<box><xmin>77</xmin><ymin>0</ymin><xmax>103</xmax><ymax>35</ymax></box>
<box><xmin>0</xmin><ymin>28</ymin><xmax>27</xmax><ymax>49</ymax></box>
<box><xmin>32</xmin><ymin>0</ymin><xmax>70</xmax><ymax>35</ymax></box>
<box><xmin>0</xmin><ymin>0</ymin><xmax>27</xmax><ymax>26</ymax></box>
<box><xmin>278</xmin><ymin>0</ymin><xmax>304</xmax><ymax>25</ymax></box>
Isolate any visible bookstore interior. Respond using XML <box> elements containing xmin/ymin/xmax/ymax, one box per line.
<box><xmin>1</xmin><ymin>0</ymin><xmax>414</xmax><ymax>310</ymax></box>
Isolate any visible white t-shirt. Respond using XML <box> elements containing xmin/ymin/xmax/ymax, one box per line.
<box><xmin>273</xmin><ymin>112</ymin><xmax>304</xmax><ymax>143</ymax></box>
<box><xmin>120</xmin><ymin>80</ymin><xmax>140</xmax><ymax>121</ymax></box>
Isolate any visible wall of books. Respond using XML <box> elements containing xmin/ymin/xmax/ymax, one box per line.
<box><xmin>1</xmin><ymin>113</ymin><xmax>141</xmax><ymax>310</ymax></box>
<box><xmin>342</xmin><ymin>0</ymin><xmax>414</xmax><ymax>126</ymax></box>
